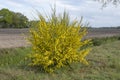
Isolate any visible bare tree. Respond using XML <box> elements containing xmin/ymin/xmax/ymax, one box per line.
<box><xmin>95</xmin><ymin>0</ymin><xmax>120</xmax><ymax>7</ymax></box>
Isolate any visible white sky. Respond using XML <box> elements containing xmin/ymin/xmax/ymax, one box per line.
<box><xmin>0</xmin><ymin>0</ymin><xmax>120</xmax><ymax>27</ymax></box>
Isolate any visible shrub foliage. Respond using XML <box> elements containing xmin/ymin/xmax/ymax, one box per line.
<box><xmin>27</xmin><ymin>10</ymin><xmax>91</xmax><ymax>72</ymax></box>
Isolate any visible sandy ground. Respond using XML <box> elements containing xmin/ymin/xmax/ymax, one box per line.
<box><xmin>0</xmin><ymin>34</ymin><xmax>28</xmax><ymax>49</ymax></box>
<box><xmin>0</xmin><ymin>28</ymin><xmax>120</xmax><ymax>48</ymax></box>
<box><xmin>0</xmin><ymin>29</ymin><xmax>29</xmax><ymax>49</ymax></box>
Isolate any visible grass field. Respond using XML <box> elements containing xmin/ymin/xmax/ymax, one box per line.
<box><xmin>0</xmin><ymin>40</ymin><xmax>120</xmax><ymax>80</ymax></box>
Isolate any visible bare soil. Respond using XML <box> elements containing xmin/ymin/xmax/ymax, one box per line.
<box><xmin>0</xmin><ymin>29</ymin><xmax>29</xmax><ymax>49</ymax></box>
<box><xmin>86</xmin><ymin>28</ymin><xmax>120</xmax><ymax>38</ymax></box>
<box><xmin>0</xmin><ymin>28</ymin><xmax>120</xmax><ymax>48</ymax></box>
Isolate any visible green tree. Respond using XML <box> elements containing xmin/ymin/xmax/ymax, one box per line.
<box><xmin>0</xmin><ymin>8</ymin><xmax>13</xmax><ymax>28</ymax></box>
<box><xmin>12</xmin><ymin>12</ymin><xmax>28</xmax><ymax>28</ymax></box>
<box><xmin>0</xmin><ymin>8</ymin><xmax>28</xmax><ymax>28</ymax></box>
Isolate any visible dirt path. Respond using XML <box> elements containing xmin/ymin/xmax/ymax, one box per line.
<box><xmin>0</xmin><ymin>29</ymin><xmax>29</xmax><ymax>48</ymax></box>
<box><xmin>0</xmin><ymin>28</ymin><xmax>120</xmax><ymax>48</ymax></box>
<box><xmin>0</xmin><ymin>34</ymin><xmax>28</xmax><ymax>48</ymax></box>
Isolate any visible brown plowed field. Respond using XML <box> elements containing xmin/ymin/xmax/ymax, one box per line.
<box><xmin>87</xmin><ymin>28</ymin><xmax>120</xmax><ymax>38</ymax></box>
<box><xmin>0</xmin><ymin>29</ymin><xmax>29</xmax><ymax>49</ymax></box>
<box><xmin>0</xmin><ymin>28</ymin><xmax>120</xmax><ymax>48</ymax></box>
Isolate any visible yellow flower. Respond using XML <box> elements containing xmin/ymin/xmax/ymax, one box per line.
<box><xmin>26</xmin><ymin>9</ymin><xmax>91</xmax><ymax>73</ymax></box>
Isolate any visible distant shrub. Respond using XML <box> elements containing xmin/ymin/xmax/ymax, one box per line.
<box><xmin>92</xmin><ymin>38</ymin><xmax>102</xmax><ymax>46</ymax></box>
<box><xmin>27</xmin><ymin>9</ymin><xmax>91</xmax><ymax>73</ymax></box>
<box><xmin>118</xmin><ymin>36</ymin><xmax>120</xmax><ymax>40</ymax></box>
<box><xmin>92</xmin><ymin>36</ymin><xmax>120</xmax><ymax>46</ymax></box>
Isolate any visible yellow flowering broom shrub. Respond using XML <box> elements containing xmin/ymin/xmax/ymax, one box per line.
<box><xmin>27</xmin><ymin>10</ymin><xmax>91</xmax><ymax>72</ymax></box>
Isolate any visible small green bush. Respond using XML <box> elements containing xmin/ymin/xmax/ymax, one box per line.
<box><xmin>92</xmin><ymin>36</ymin><xmax>120</xmax><ymax>46</ymax></box>
<box><xmin>92</xmin><ymin>38</ymin><xmax>102</xmax><ymax>46</ymax></box>
<box><xmin>27</xmin><ymin>9</ymin><xmax>91</xmax><ymax>72</ymax></box>
<box><xmin>118</xmin><ymin>36</ymin><xmax>120</xmax><ymax>40</ymax></box>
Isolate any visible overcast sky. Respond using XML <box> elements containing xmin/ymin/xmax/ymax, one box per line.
<box><xmin>0</xmin><ymin>0</ymin><xmax>120</xmax><ymax>27</ymax></box>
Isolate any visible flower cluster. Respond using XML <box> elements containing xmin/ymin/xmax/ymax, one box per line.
<box><xmin>27</xmin><ymin>10</ymin><xmax>91</xmax><ymax>72</ymax></box>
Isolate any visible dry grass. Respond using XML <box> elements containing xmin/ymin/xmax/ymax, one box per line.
<box><xmin>0</xmin><ymin>40</ymin><xmax>120</xmax><ymax>80</ymax></box>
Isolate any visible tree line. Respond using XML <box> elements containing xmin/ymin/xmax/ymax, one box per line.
<box><xmin>0</xmin><ymin>8</ymin><xmax>29</xmax><ymax>28</ymax></box>
<box><xmin>0</xmin><ymin>0</ymin><xmax>120</xmax><ymax>29</ymax></box>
